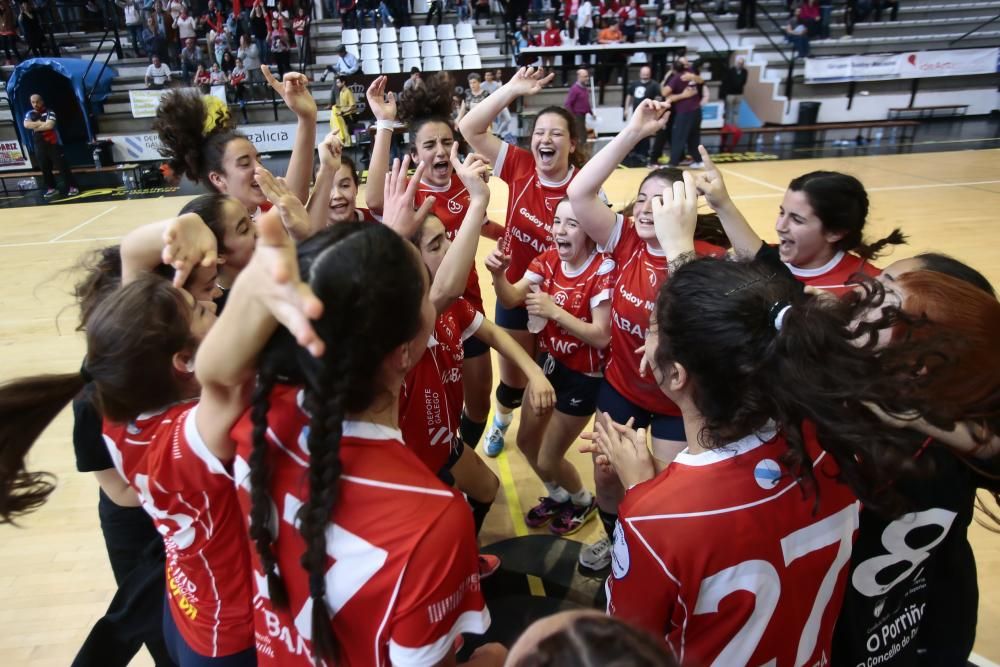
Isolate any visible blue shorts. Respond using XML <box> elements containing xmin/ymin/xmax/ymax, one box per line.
<box><xmin>463</xmin><ymin>334</ymin><xmax>489</xmax><ymax>359</ymax></box>
<box><xmin>163</xmin><ymin>596</ymin><xmax>257</xmax><ymax>667</ymax></box>
<box><xmin>495</xmin><ymin>300</ymin><xmax>529</xmax><ymax>331</ymax></box>
<box><xmin>596</xmin><ymin>380</ymin><xmax>686</xmax><ymax>442</ymax></box>
<box><xmin>539</xmin><ymin>353</ymin><xmax>601</xmax><ymax>417</ymax></box>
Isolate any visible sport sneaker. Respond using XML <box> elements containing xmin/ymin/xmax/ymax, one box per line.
<box><xmin>483</xmin><ymin>418</ymin><xmax>508</xmax><ymax>457</ymax></box>
<box><xmin>478</xmin><ymin>554</ymin><xmax>501</xmax><ymax>579</ymax></box>
<box><xmin>551</xmin><ymin>498</ymin><xmax>598</xmax><ymax>536</ymax></box>
<box><xmin>42</xmin><ymin>188</ymin><xmax>57</xmax><ymax>197</ymax></box>
<box><xmin>67</xmin><ymin>187</ymin><xmax>80</xmax><ymax>196</ymax></box>
<box><xmin>526</xmin><ymin>496</ymin><xmax>571</xmax><ymax>528</ymax></box>
<box><xmin>578</xmin><ymin>536</ymin><xmax>612</xmax><ymax>573</ymax></box>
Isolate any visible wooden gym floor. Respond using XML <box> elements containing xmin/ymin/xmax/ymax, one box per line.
<box><xmin>1</xmin><ymin>148</ymin><xmax>999</xmax><ymax>666</ymax></box>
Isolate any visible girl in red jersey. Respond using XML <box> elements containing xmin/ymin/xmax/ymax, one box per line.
<box><xmin>459</xmin><ymin>66</ymin><xmax>589</xmax><ymax>458</ymax></box>
<box><xmin>301</xmin><ymin>132</ymin><xmax>382</xmax><ymax>236</ymax></box>
<box><xmin>689</xmin><ymin>146</ymin><xmax>905</xmax><ymax>295</ymax></box>
<box><xmin>365</xmin><ymin>74</ymin><xmax>503</xmax><ymax>458</ymax></box>
<box><xmin>401</xmin><ymin>148</ymin><xmax>555</xmax><ymax>565</ymax></box>
<box><xmin>485</xmin><ymin>197</ymin><xmax>612</xmax><ymax>536</ymax></box>
<box><xmin>566</xmin><ymin>99</ymin><xmax>724</xmax><ymax>572</ymax></box>
<box><xmin>226</xmin><ymin>217</ymin><xmax>506</xmax><ymax>666</ymax></box>
<box><xmin>154</xmin><ymin>70</ymin><xmax>317</xmax><ymax>218</ymax></box>
<box><xmin>589</xmin><ymin>177</ymin><xmax>942</xmax><ymax>667</ymax></box>
<box><xmin>0</xmin><ymin>195</ymin><xmax>323</xmax><ymax>666</ymax></box>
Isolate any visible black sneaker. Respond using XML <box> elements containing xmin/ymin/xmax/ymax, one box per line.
<box><xmin>550</xmin><ymin>497</ymin><xmax>598</xmax><ymax>536</ymax></box>
<box><xmin>525</xmin><ymin>496</ymin><xmax>571</xmax><ymax>528</ymax></box>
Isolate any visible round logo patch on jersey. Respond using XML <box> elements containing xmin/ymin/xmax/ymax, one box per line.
<box><xmin>597</xmin><ymin>257</ymin><xmax>616</xmax><ymax>276</ymax></box>
<box><xmin>448</xmin><ymin>198</ymin><xmax>463</xmax><ymax>214</ymax></box>
<box><xmin>611</xmin><ymin>521</ymin><xmax>630</xmax><ymax>579</ymax></box>
<box><xmin>753</xmin><ymin>458</ymin><xmax>782</xmax><ymax>490</ymax></box>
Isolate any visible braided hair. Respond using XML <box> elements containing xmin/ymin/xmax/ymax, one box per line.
<box><xmin>246</xmin><ymin>223</ymin><xmax>427</xmax><ymax>663</ymax></box>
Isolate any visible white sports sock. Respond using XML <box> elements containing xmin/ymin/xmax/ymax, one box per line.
<box><xmin>570</xmin><ymin>489</ymin><xmax>593</xmax><ymax>507</ymax></box>
<box><xmin>545</xmin><ymin>482</ymin><xmax>570</xmax><ymax>503</ymax></box>
<box><xmin>493</xmin><ymin>410</ymin><xmax>513</xmax><ymax>428</ymax></box>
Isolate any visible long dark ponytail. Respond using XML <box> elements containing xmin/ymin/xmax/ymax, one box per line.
<box><xmin>0</xmin><ymin>274</ymin><xmax>195</xmax><ymax>523</ymax></box>
<box><xmin>246</xmin><ymin>222</ymin><xmax>426</xmax><ymax>664</ymax></box>
<box><xmin>654</xmin><ymin>257</ymin><xmax>939</xmax><ymax>514</ymax></box>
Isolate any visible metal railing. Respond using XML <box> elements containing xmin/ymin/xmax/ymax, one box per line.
<box><xmin>749</xmin><ymin>1</ymin><xmax>797</xmax><ymax>102</ymax></box>
<box><xmin>681</xmin><ymin>0</ymin><xmax>731</xmax><ymax>62</ymax></box>
<box><xmin>949</xmin><ymin>12</ymin><xmax>1000</xmax><ymax>45</ymax></box>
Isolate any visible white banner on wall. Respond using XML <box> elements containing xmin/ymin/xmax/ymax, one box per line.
<box><xmin>805</xmin><ymin>47</ymin><xmax>999</xmax><ymax>83</ymax></box>
<box><xmin>99</xmin><ymin>122</ymin><xmax>326</xmax><ymax>162</ymax></box>
<box><xmin>130</xmin><ymin>86</ymin><xmax>231</xmax><ymax>118</ymax></box>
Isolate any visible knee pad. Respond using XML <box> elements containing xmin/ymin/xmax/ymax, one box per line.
<box><xmin>495</xmin><ymin>382</ymin><xmax>525</xmax><ymax>410</ymax></box>
<box><xmin>460</xmin><ymin>412</ymin><xmax>488</xmax><ymax>448</ymax></box>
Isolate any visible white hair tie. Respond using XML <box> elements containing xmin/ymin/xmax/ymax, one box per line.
<box><xmin>770</xmin><ymin>302</ymin><xmax>792</xmax><ymax>331</ymax></box>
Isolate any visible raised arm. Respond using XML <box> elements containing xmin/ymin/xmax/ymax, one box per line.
<box><xmin>567</xmin><ymin>99</ymin><xmax>670</xmax><ymax>247</ymax></box>
<box><xmin>429</xmin><ymin>148</ymin><xmax>491</xmax><ymax>313</ymax></box>
<box><xmin>361</xmin><ymin>75</ymin><xmax>397</xmax><ymax>214</ymax></box>
<box><xmin>693</xmin><ymin>146</ymin><xmax>763</xmax><ymax>256</ymax></box>
<box><xmin>262</xmin><ymin>68</ymin><xmax>317</xmax><ymax>204</ymax></box>
<box><xmin>483</xmin><ymin>250</ymin><xmax>532</xmax><ymax>309</ymax></box>
<box><xmin>195</xmin><ymin>196</ymin><xmax>323</xmax><ymax>460</ymax></box>
<box><xmin>122</xmin><ymin>214</ymin><xmax>218</xmax><ymax>288</ymax></box>
<box><xmin>459</xmin><ymin>66</ymin><xmax>554</xmax><ymax>165</ymax></box>
<box><xmin>473</xmin><ymin>319</ymin><xmax>555</xmax><ymax>415</ymax></box>
<box><xmin>305</xmin><ymin>133</ymin><xmax>342</xmax><ymax>235</ymax></box>
<box><xmin>652</xmin><ymin>171</ymin><xmax>698</xmax><ymax>265</ymax></box>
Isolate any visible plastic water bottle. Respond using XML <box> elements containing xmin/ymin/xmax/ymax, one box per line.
<box><xmin>92</xmin><ymin>148</ymin><xmax>102</xmax><ymax>170</ymax></box>
<box><xmin>526</xmin><ymin>284</ymin><xmax>546</xmax><ymax>334</ymax></box>
<box><xmin>17</xmin><ymin>178</ymin><xmax>33</xmax><ymax>191</ymax></box>
<box><xmin>874</xmin><ymin>128</ymin><xmax>883</xmax><ymax>146</ymax></box>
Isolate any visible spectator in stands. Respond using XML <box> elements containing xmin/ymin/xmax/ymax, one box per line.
<box><xmin>564</xmin><ymin>67</ymin><xmax>594</xmax><ymax>143</ymax></box>
<box><xmin>426</xmin><ymin>0</ymin><xmax>443</xmax><ymax>26</ymax></box>
<box><xmin>270</xmin><ymin>30</ymin><xmax>290</xmax><ymax>77</ymax></box>
<box><xmin>202</xmin><ymin>0</ymin><xmax>225</xmax><ymax>37</ymax></box>
<box><xmin>454</xmin><ymin>0</ymin><xmax>470</xmax><ymax>23</ymax></box>
<box><xmin>618</xmin><ymin>0</ymin><xmax>643</xmax><ymax>42</ymax></box>
<box><xmin>597</xmin><ymin>17</ymin><xmax>625</xmax><ymax>84</ymax></box>
<box><xmin>0</xmin><ymin>0</ymin><xmax>20</xmax><ymax>64</ymax></box>
<box><xmin>875</xmin><ymin>0</ymin><xmax>899</xmax><ymax>21</ymax></box>
<box><xmin>597</xmin><ymin>16</ymin><xmax>623</xmax><ymax>42</ymax></box>
<box><xmin>166</xmin><ymin>0</ymin><xmax>182</xmax><ymax>21</ymax></box>
<box><xmin>719</xmin><ymin>54</ymin><xmax>747</xmax><ymax>126</ymax></box>
<box><xmin>799</xmin><ymin>0</ymin><xmax>821</xmax><ymax>36</ymax></box>
<box><xmin>142</xmin><ymin>15</ymin><xmax>167</xmax><ymax>61</ymax></box>
<box><xmin>512</xmin><ymin>19</ymin><xmax>537</xmax><ymax>57</ymax></box>
<box><xmin>175</xmin><ymin>7</ymin><xmax>197</xmax><ymax>43</ymax></box>
<box><xmin>192</xmin><ymin>62</ymin><xmax>210</xmax><ymax>91</ymax></box>
<box><xmin>403</xmin><ymin>66</ymin><xmax>423</xmax><ymax>91</ymax></box>
<box><xmin>229</xmin><ymin>56</ymin><xmax>248</xmax><ymax>108</ymax></box>
<box><xmin>322</xmin><ymin>44</ymin><xmax>359</xmax><ymax>78</ymax></box>
<box><xmin>818</xmin><ymin>0</ymin><xmax>833</xmax><ymax>36</ymax></box>
<box><xmin>144</xmin><ymin>54</ymin><xmax>172</xmax><ymax>88</ymax></box>
<box><xmin>329</xmin><ymin>76</ymin><xmax>357</xmax><ymax>145</ymax></box>
<box><xmin>116</xmin><ymin>0</ymin><xmax>144</xmax><ymax>58</ymax></box>
<box><xmin>474</xmin><ymin>0</ymin><xmax>490</xmax><ymax>24</ymax></box>
<box><xmin>23</xmin><ymin>94</ymin><xmax>79</xmax><ymax>197</ymax></box>
<box><xmin>249</xmin><ymin>4</ymin><xmax>268</xmax><ymax>63</ymax></box>
<box><xmin>387</xmin><ymin>0</ymin><xmax>411</xmax><ymax>26</ymax></box>
<box><xmin>505</xmin><ymin>0</ymin><xmax>529</xmax><ymax>33</ymax></box>
<box><xmin>213</xmin><ymin>26</ymin><xmax>230</xmax><ymax>65</ymax></box>
<box><xmin>157</xmin><ymin>4</ymin><xmax>179</xmax><ymax>66</ymax></box>
<box><xmin>221</xmin><ymin>48</ymin><xmax>236</xmax><ymax>74</ymax></box>
<box><xmin>209</xmin><ymin>61</ymin><xmax>228</xmax><ymax>85</ymax></box>
<box><xmin>340</xmin><ymin>0</ymin><xmax>358</xmax><ymax>29</ymax></box>
<box><xmin>783</xmin><ymin>8</ymin><xmax>810</xmax><ymax>57</ymax></box>
<box><xmin>577</xmin><ymin>0</ymin><xmax>594</xmax><ymax>48</ymax></box>
<box><xmin>648</xmin><ymin>15</ymin><xmax>669</xmax><ymax>75</ymax></box>
<box><xmin>540</xmin><ymin>17</ymin><xmax>561</xmax><ymax>67</ymax></box>
<box><xmin>237</xmin><ymin>33</ymin><xmax>263</xmax><ymax>95</ymax></box>
<box><xmin>466</xmin><ymin>72</ymin><xmax>489</xmax><ymax>108</ymax></box>
<box><xmin>624</xmin><ymin>64</ymin><xmax>661</xmax><ymax>162</ymax></box>
<box><xmin>737</xmin><ymin>0</ymin><xmax>756</xmax><ymax>27</ymax></box>
<box><xmin>180</xmin><ymin>36</ymin><xmax>200</xmax><ymax>83</ymax></box>
<box><xmin>292</xmin><ymin>6</ymin><xmax>308</xmax><ymax>64</ymax></box>
<box><xmin>481</xmin><ymin>69</ymin><xmax>500</xmax><ymax>93</ymax></box>
<box><xmin>17</xmin><ymin>1</ymin><xmax>43</xmax><ymax>57</ymax></box>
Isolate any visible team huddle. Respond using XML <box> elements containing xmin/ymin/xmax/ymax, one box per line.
<box><xmin>0</xmin><ymin>65</ymin><xmax>998</xmax><ymax>667</ymax></box>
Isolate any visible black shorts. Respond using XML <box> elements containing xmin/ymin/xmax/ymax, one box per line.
<box><xmin>538</xmin><ymin>353</ymin><xmax>602</xmax><ymax>417</ymax></box>
<box><xmin>596</xmin><ymin>379</ymin><xmax>686</xmax><ymax>441</ymax></box>
<box><xmin>495</xmin><ymin>300</ymin><xmax>529</xmax><ymax>331</ymax></box>
<box><xmin>463</xmin><ymin>334</ymin><xmax>489</xmax><ymax>359</ymax></box>
<box><xmin>436</xmin><ymin>434</ymin><xmax>465</xmax><ymax>487</ymax></box>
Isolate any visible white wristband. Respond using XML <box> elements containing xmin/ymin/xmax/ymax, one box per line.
<box><xmin>375</xmin><ymin>120</ymin><xmax>395</xmax><ymax>131</ymax></box>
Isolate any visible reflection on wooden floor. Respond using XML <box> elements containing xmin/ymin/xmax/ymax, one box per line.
<box><xmin>2</xmin><ymin>149</ymin><xmax>999</xmax><ymax>665</ymax></box>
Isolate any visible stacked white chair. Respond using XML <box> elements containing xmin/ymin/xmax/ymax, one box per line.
<box><xmin>436</xmin><ymin>24</ymin><xmax>455</xmax><ymax>40</ymax></box>
<box><xmin>462</xmin><ymin>54</ymin><xmax>482</xmax><ymax>69</ymax></box>
<box><xmin>422</xmin><ymin>56</ymin><xmax>442</xmax><ymax>71</ymax></box>
<box><xmin>399</xmin><ymin>26</ymin><xmax>418</xmax><ymax>42</ymax></box>
<box><xmin>341</xmin><ymin>28</ymin><xmax>360</xmax><ymax>45</ymax></box>
<box><xmin>440</xmin><ymin>40</ymin><xmax>459</xmax><ymax>57</ymax></box>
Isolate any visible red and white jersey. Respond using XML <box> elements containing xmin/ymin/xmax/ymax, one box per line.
<box><xmin>103</xmin><ymin>402</ymin><xmax>254</xmax><ymax>658</ymax></box>
<box><xmin>231</xmin><ymin>385</ymin><xmax>489</xmax><ymax>666</ymax></box>
<box><xmin>524</xmin><ymin>249</ymin><xmax>614</xmax><ymax>375</ymax></box>
<box><xmin>400</xmin><ymin>299</ymin><xmax>484</xmax><ymax>473</ymax></box>
<box><xmin>608</xmin><ymin>425</ymin><xmax>860</xmax><ymax>667</ymax></box>
<box><xmin>786</xmin><ymin>250</ymin><xmax>880</xmax><ymax>296</ymax></box>
<box><xmin>600</xmin><ymin>215</ymin><xmax>724</xmax><ymax>415</ymax></box>
<box><xmin>356</xmin><ymin>206</ymin><xmax>382</xmax><ymax>224</ymax></box>
<box><xmin>415</xmin><ymin>174</ymin><xmax>489</xmax><ymax>313</ymax></box>
<box><xmin>494</xmin><ymin>142</ymin><xmax>577</xmax><ymax>284</ymax></box>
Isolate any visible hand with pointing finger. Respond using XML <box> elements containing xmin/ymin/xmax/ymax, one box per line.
<box><xmin>651</xmin><ymin>170</ymin><xmax>698</xmax><ymax>262</ymax></box>
<box><xmin>261</xmin><ymin>67</ymin><xmax>317</xmax><ymax>120</ymax></box>
<box><xmin>692</xmin><ymin>145</ymin><xmax>732</xmax><ymax>212</ymax></box>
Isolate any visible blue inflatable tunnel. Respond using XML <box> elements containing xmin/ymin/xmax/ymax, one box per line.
<box><xmin>8</xmin><ymin>58</ymin><xmax>116</xmax><ymax>156</ymax></box>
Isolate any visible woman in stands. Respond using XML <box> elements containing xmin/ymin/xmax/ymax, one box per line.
<box><xmin>485</xmin><ymin>197</ymin><xmax>612</xmax><ymax>536</ymax></box>
<box><xmin>592</xmin><ymin>174</ymin><xmax>941</xmax><ymax>666</ymax></box>
<box><xmin>226</xmin><ymin>219</ymin><xmax>506</xmax><ymax>666</ymax></box>
<box><xmin>365</xmin><ymin>74</ymin><xmax>503</xmax><ymax>456</ymax></box>
<box><xmin>690</xmin><ymin>145</ymin><xmax>905</xmax><ymax>294</ymax></box>
<box><xmin>566</xmin><ymin>99</ymin><xmax>725</xmax><ymax>572</ymax></box>
<box><xmin>154</xmin><ymin>67</ymin><xmax>317</xmax><ymax>219</ymax></box>
<box><xmin>0</xmin><ymin>190</ymin><xmax>321</xmax><ymax>666</ymax></box>
<box><xmin>459</xmin><ymin>66</ymin><xmax>589</xmax><ymax>458</ymax></box>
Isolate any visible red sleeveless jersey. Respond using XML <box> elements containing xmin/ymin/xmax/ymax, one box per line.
<box><xmin>600</xmin><ymin>215</ymin><xmax>724</xmax><ymax>415</ymax></box>
<box><xmin>103</xmin><ymin>402</ymin><xmax>254</xmax><ymax>657</ymax></box>
<box><xmin>494</xmin><ymin>142</ymin><xmax>577</xmax><ymax>284</ymax></box>
<box><xmin>608</xmin><ymin>424</ymin><xmax>860</xmax><ymax>667</ymax></box>
<box><xmin>230</xmin><ymin>385</ymin><xmax>489</xmax><ymax>665</ymax></box>
<box><xmin>400</xmin><ymin>299</ymin><xmax>484</xmax><ymax>473</ymax></box>
<box><xmin>414</xmin><ymin>174</ymin><xmax>489</xmax><ymax>313</ymax></box>
<box><xmin>523</xmin><ymin>249</ymin><xmax>615</xmax><ymax>375</ymax></box>
<box><xmin>786</xmin><ymin>250</ymin><xmax>880</xmax><ymax>296</ymax></box>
